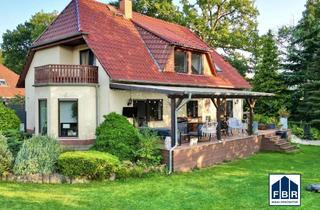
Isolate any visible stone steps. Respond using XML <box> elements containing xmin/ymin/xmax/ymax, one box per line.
<box><xmin>261</xmin><ymin>134</ymin><xmax>299</xmax><ymax>153</ymax></box>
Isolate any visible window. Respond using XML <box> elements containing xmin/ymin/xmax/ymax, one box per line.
<box><xmin>174</xmin><ymin>50</ymin><xmax>188</xmax><ymax>73</ymax></box>
<box><xmin>191</xmin><ymin>53</ymin><xmax>203</xmax><ymax>74</ymax></box>
<box><xmin>80</xmin><ymin>49</ymin><xmax>95</xmax><ymax>65</ymax></box>
<box><xmin>39</xmin><ymin>99</ymin><xmax>47</xmax><ymax>135</ymax></box>
<box><xmin>226</xmin><ymin>100</ymin><xmax>233</xmax><ymax>117</ymax></box>
<box><xmin>187</xmin><ymin>101</ymin><xmax>198</xmax><ymax>118</ymax></box>
<box><xmin>0</xmin><ymin>79</ymin><xmax>7</xmax><ymax>86</ymax></box>
<box><xmin>147</xmin><ymin>100</ymin><xmax>163</xmax><ymax>121</ymax></box>
<box><xmin>133</xmin><ymin>99</ymin><xmax>163</xmax><ymax>123</ymax></box>
<box><xmin>59</xmin><ymin>100</ymin><xmax>78</xmax><ymax>137</ymax></box>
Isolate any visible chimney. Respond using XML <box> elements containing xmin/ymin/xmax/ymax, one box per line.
<box><xmin>119</xmin><ymin>0</ymin><xmax>132</xmax><ymax>19</ymax></box>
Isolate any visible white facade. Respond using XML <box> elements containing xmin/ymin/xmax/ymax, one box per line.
<box><xmin>25</xmin><ymin>44</ymin><xmax>244</xmax><ymax>141</ymax></box>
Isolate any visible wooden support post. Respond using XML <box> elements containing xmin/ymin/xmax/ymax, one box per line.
<box><xmin>246</xmin><ymin>98</ymin><xmax>256</xmax><ymax>135</ymax></box>
<box><xmin>170</xmin><ymin>97</ymin><xmax>176</xmax><ymax>147</ymax></box>
<box><xmin>216</xmin><ymin>98</ymin><xmax>222</xmax><ymax>140</ymax></box>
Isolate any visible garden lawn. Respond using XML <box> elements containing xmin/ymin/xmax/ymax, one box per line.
<box><xmin>1</xmin><ymin>145</ymin><xmax>320</xmax><ymax>210</ymax></box>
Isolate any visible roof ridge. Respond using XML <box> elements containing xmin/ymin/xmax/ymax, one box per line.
<box><xmin>75</xmin><ymin>0</ymin><xmax>81</xmax><ymax>31</ymax></box>
<box><xmin>133</xmin><ymin>11</ymin><xmax>188</xmax><ymax>31</ymax></box>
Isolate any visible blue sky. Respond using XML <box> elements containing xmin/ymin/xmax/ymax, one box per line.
<box><xmin>0</xmin><ymin>0</ymin><xmax>306</xmax><ymax>44</ymax></box>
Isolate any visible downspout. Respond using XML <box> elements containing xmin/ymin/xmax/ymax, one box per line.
<box><xmin>168</xmin><ymin>93</ymin><xmax>192</xmax><ymax>174</ymax></box>
<box><xmin>95</xmin><ymin>84</ymin><xmax>99</xmax><ymax>128</ymax></box>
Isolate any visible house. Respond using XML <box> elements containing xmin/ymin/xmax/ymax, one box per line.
<box><xmin>0</xmin><ymin>64</ymin><xmax>24</xmax><ymax>99</ymax></box>
<box><xmin>17</xmin><ymin>0</ymin><xmax>277</xmax><ymax>171</ymax></box>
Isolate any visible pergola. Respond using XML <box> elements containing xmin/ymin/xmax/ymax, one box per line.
<box><xmin>110</xmin><ymin>82</ymin><xmax>274</xmax><ymax>144</ymax></box>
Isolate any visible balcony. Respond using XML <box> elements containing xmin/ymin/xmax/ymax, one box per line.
<box><xmin>34</xmin><ymin>64</ymin><xmax>98</xmax><ymax>85</ymax></box>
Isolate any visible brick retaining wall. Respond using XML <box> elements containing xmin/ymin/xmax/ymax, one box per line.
<box><xmin>161</xmin><ymin>132</ymin><xmax>279</xmax><ymax>172</ymax></box>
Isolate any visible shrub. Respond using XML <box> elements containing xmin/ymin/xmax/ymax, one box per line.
<box><xmin>290</xmin><ymin>124</ymin><xmax>304</xmax><ymax>139</ymax></box>
<box><xmin>254</xmin><ymin>114</ymin><xmax>269</xmax><ymax>124</ymax></box>
<box><xmin>116</xmin><ymin>165</ymin><xmax>145</xmax><ymax>179</ymax></box>
<box><xmin>2</xmin><ymin>129</ymin><xmax>31</xmax><ymax>157</ymax></box>
<box><xmin>94</xmin><ymin>112</ymin><xmax>140</xmax><ymax>161</ymax></box>
<box><xmin>0</xmin><ymin>134</ymin><xmax>14</xmax><ymax>175</ymax></box>
<box><xmin>0</xmin><ymin>103</ymin><xmax>20</xmax><ymax>132</ymax></box>
<box><xmin>115</xmin><ymin>161</ymin><xmax>165</xmax><ymax>179</ymax></box>
<box><xmin>58</xmin><ymin>151</ymin><xmax>120</xmax><ymax>180</ymax></box>
<box><xmin>311</xmin><ymin>128</ymin><xmax>320</xmax><ymax>140</ymax></box>
<box><xmin>14</xmin><ymin>136</ymin><xmax>60</xmax><ymax>175</ymax></box>
<box><xmin>136</xmin><ymin>129</ymin><xmax>162</xmax><ymax>166</ymax></box>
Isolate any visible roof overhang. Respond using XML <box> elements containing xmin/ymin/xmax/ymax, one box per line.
<box><xmin>110</xmin><ymin>82</ymin><xmax>274</xmax><ymax>99</ymax></box>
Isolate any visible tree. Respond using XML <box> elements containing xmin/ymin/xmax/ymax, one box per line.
<box><xmin>252</xmin><ymin>30</ymin><xmax>288</xmax><ymax>116</ymax></box>
<box><xmin>109</xmin><ymin>0</ymin><xmax>185</xmax><ymax>24</ymax></box>
<box><xmin>181</xmin><ymin>0</ymin><xmax>259</xmax><ymax>53</ymax></box>
<box><xmin>224</xmin><ymin>51</ymin><xmax>250</xmax><ymax>77</ymax></box>
<box><xmin>0</xmin><ymin>50</ymin><xmax>3</xmax><ymax>64</ymax></box>
<box><xmin>281</xmin><ymin>0</ymin><xmax>320</xmax><ymax>126</ymax></box>
<box><xmin>1</xmin><ymin>11</ymin><xmax>57</xmax><ymax>74</ymax></box>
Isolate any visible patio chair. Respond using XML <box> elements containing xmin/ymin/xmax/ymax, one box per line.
<box><xmin>227</xmin><ymin>118</ymin><xmax>244</xmax><ymax>135</ymax></box>
<box><xmin>187</xmin><ymin>124</ymin><xmax>203</xmax><ymax>143</ymax></box>
<box><xmin>201</xmin><ymin>121</ymin><xmax>217</xmax><ymax>141</ymax></box>
<box><xmin>178</xmin><ymin>121</ymin><xmax>188</xmax><ymax>144</ymax></box>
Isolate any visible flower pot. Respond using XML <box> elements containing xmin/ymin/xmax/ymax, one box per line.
<box><xmin>267</xmin><ymin>124</ymin><xmax>276</xmax><ymax>129</ymax></box>
<box><xmin>258</xmin><ymin>123</ymin><xmax>267</xmax><ymax>130</ymax></box>
<box><xmin>253</xmin><ymin>121</ymin><xmax>259</xmax><ymax>134</ymax></box>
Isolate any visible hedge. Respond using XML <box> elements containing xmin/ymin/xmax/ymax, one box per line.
<box><xmin>58</xmin><ymin>151</ymin><xmax>120</xmax><ymax>180</ymax></box>
<box><xmin>0</xmin><ymin>103</ymin><xmax>20</xmax><ymax>132</ymax></box>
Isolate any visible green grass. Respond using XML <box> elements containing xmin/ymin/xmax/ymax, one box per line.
<box><xmin>1</xmin><ymin>145</ymin><xmax>320</xmax><ymax>210</ymax></box>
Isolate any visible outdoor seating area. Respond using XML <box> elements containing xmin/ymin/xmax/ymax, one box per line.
<box><xmin>176</xmin><ymin>117</ymin><xmax>247</xmax><ymax>146</ymax></box>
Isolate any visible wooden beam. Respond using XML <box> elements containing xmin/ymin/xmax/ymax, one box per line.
<box><xmin>246</xmin><ymin>98</ymin><xmax>257</xmax><ymax>135</ymax></box>
<box><xmin>211</xmin><ymin>97</ymin><xmax>218</xmax><ymax>109</ymax></box>
<box><xmin>216</xmin><ymin>98</ymin><xmax>222</xmax><ymax>140</ymax></box>
<box><xmin>170</xmin><ymin>97</ymin><xmax>177</xmax><ymax>147</ymax></box>
<box><xmin>176</xmin><ymin>98</ymin><xmax>184</xmax><ymax>109</ymax></box>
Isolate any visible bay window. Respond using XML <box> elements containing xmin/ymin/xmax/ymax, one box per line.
<box><xmin>59</xmin><ymin>100</ymin><xmax>78</xmax><ymax>137</ymax></box>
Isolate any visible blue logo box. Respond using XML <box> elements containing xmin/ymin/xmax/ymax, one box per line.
<box><xmin>269</xmin><ymin>174</ymin><xmax>301</xmax><ymax>206</ymax></box>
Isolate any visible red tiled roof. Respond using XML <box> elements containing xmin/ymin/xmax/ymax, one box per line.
<box><xmin>132</xmin><ymin>13</ymin><xmax>210</xmax><ymax>51</ymax></box>
<box><xmin>0</xmin><ymin>64</ymin><xmax>24</xmax><ymax>98</ymax></box>
<box><xmin>19</xmin><ymin>0</ymin><xmax>251</xmax><ymax>90</ymax></box>
<box><xmin>135</xmin><ymin>24</ymin><xmax>172</xmax><ymax>71</ymax></box>
<box><xmin>210</xmin><ymin>50</ymin><xmax>251</xmax><ymax>89</ymax></box>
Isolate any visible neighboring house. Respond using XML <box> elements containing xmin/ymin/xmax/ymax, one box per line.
<box><xmin>17</xmin><ymin>0</ymin><xmax>275</xmax><ymax>170</ymax></box>
<box><xmin>0</xmin><ymin>64</ymin><xmax>26</xmax><ymax>129</ymax></box>
<box><xmin>0</xmin><ymin>64</ymin><xmax>24</xmax><ymax>99</ymax></box>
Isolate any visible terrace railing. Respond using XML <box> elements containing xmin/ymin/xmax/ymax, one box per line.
<box><xmin>34</xmin><ymin>64</ymin><xmax>98</xmax><ymax>85</ymax></box>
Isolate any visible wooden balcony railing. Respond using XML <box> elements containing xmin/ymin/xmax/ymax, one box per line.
<box><xmin>34</xmin><ymin>64</ymin><xmax>98</xmax><ymax>85</ymax></box>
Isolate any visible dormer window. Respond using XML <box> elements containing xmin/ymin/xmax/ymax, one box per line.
<box><xmin>0</xmin><ymin>79</ymin><xmax>7</xmax><ymax>86</ymax></box>
<box><xmin>174</xmin><ymin>50</ymin><xmax>188</xmax><ymax>73</ymax></box>
<box><xmin>191</xmin><ymin>53</ymin><xmax>203</xmax><ymax>75</ymax></box>
<box><xmin>80</xmin><ymin>49</ymin><xmax>95</xmax><ymax>65</ymax></box>
<box><xmin>174</xmin><ymin>49</ymin><xmax>204</xmax><ymax>75</ymax></box>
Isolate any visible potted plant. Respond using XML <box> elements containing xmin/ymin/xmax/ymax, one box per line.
<box><xmin>266</xmin><ymin>117</ymin><xmax>277</xmax><ymax>129</ymax></box>
<box><xmin>278</xmin><ymin>107</ymin><xmax>290</xmax><ymax>130</ymax></box>
<box><xmin>254</xmin><ymin>114</ymin><xmax>268</xmax><ymax>130</ymax></box>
